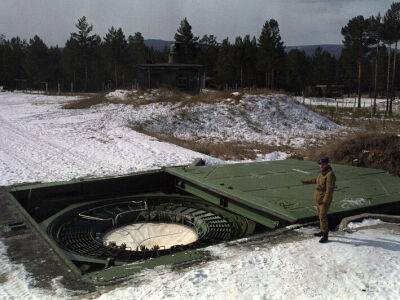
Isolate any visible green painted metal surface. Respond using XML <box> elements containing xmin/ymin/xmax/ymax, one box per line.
<box><xmin>167</xmin><ymin>160</ymin><xmax>400</xmax><ymax>227</ymax></box>
<box><xmin>84</xmin><ymin>250</ymin><xmax>208</xmax><ymax>284</ymax></box>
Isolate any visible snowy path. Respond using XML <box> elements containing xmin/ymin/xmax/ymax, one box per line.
<box><xmin>0</xmin><ymin>92</ymin><xmax>215</xmax><ymax>186</ymax></box>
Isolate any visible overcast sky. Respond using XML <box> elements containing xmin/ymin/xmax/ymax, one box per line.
<box><xmin>0</xmin><ymin>0</ymin><xmax>394</xmax><ymax>46</ymax></box>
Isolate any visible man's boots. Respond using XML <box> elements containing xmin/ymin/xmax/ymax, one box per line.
<box><xmin>313</xmin><ymin>232</ymin><xmax>324</xmax><ymax>237</ymax></box>
<box><xmin>319</xmin><ymin>232</ymin><xmax>328</xmax><ymax>243</ymax></box>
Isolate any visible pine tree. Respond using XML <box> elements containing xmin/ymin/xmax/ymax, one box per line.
<box><xmin>2</xmin><ymin>37</ymin><xmax>28</xmax><ymax>90</ymax></box>
<box><xmin>0</xmin><ymin>35</ymin><xmax>7</xmax><ymax>87</ymax></box>
<box><xmin>311</xmin><ymin>47</ymin><xmax>338</xmax><ymax>86</ymax></box>
<box><xmin>243</xmin><ymin>35</ymin><xmax>258</xmax><ymax>87</ymax></box>
<box><xmin>257</xmin><ymin>19</ymin><xmax>285</xmax><ymax>89</ymax></box>
<box><xmin>25</xmin><ymin>35</ymin><xmax>49</xmax><ymax>87</ymax></box>
<box><xmin>215</xmin><ymin>38</ymin><xmax>235</xmax><ymax>87</ymax></box>
<box><xmin>174</xmin><ymin>18</ymin><xmax>199</xmax><ymax>63</ymax></box>
<box><xmin>366</xmin><ymin>14</ymin><xmax>383</xmax><ymax>114</ymax></box>
<box><xmin>341</xmin><ymin>15</ymin><xmax>375</xmax><ymax>107</ymax></box>
<box><xmin>104</xmin><ymin>27</ymin><xmax>128</xmax><ymax>88</ymax></box>
<box><xmin>128</xmin><ymin>32</ymin><xmax>146</xmax><ymax>65</ymax></box>
<box><xmin>64</xmin><ymin>16</ymin><xmax>101</xmax><ymax>91</ymax></box>
<box><xmin>47</xmin><ymin>46</ymin><xmax>62</xmax><ymax>88</ymax></box>
<box><xmin>383</xmin><ymin>2</ymin><xmax>400</xmax><ymax>114</ymax></box>
<box><xmin>198</xmin><ymin>35</ymin><xmax>219</xmax><ymax>77</ymax></box>
<box><xmin>233</xmin><ymin>36</ymin><xmax>244</xmax><ymax>86</ymax></box>
<box><xmin>285</xmin><ymin>50</ymin><xmax>311</xmax><ymax>94</ymax></box>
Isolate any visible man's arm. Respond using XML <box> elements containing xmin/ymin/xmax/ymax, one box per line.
<box><xmin>323</xmin><ymin>172</ymin><xmax>336</xmax><ymax>203</ymax></box>
<box><xmin>301</xmin><ymin>178</ymin><xmax>317</xmax><ymax>184</ymax></box>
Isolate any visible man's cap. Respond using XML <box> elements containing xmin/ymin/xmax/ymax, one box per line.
<box><xmin>318</xmin><ymin>157</ymin><xmax>330</xmax><ymax>164</ymax></box>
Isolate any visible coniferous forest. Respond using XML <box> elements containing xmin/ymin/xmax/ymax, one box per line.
<box><xmin>0</xmin><ymin>2</ymin><xmax>399</xmax><ymax>105</ymax></box>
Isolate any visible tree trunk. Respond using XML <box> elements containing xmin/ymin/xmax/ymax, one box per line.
<box><xmin>114</xmin><ymin>65</ymin><xmax>118</xmax><ymax>89</ymax></box>
<box><xmin>373</xmin><ymin>44</ymin><xmax>379</xmax><ymax>115</ymax></box>
<box><xmin>357</xmin><ymin>60</ymin><xmax>362</xmax><ymax>108</ymax></box>
<box><xmin>386</xmin><ymin>45</ymin><xmax>392</xmax><ymax>114</ymax></box>
<box><xmin>85</xmin><ymin>64</ymin><xmax>88</xmax><ymax>92</ymax></box>
<box><xmin>271</xmin><ymin>69</ymin><xmax>275</xmax><ymax>90</ymax></box>
<box><xmin>389</xmin><ymin>41</ymin><xmax>398</xmax><ymax>115</ymax></box>
<box><xmin>240</xmin><ymin>66</ymin><xmax>243</xmax><ymax>87</ymax></box>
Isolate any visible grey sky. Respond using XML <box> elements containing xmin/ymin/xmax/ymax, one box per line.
<box><xmin>0</xmin><ymin>0</ymin><xmax>394</xmax><ymax>46</ymax></box>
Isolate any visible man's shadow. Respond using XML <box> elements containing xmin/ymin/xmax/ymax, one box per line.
<box><xmin>329</xmin><ymin>234</ymin><xmax>400</xmax><ymax>252</ymax></box>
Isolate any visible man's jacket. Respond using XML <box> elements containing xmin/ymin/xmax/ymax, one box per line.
<box><xmin>303</xmin><ymin>166</ymin><xmax>336</xmax><ymax>205</ymax></box>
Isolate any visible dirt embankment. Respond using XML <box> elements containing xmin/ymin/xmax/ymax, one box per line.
<box><xmin>303</xmin><ymin>134</ymin><xmax>400</xmax><ymax>176</ymax></box>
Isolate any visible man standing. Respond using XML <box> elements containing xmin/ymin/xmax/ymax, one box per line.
<box><xmin>302</xmin><ymin>157</ymin><xmax>336</xmax><ymax>243</ymax></box>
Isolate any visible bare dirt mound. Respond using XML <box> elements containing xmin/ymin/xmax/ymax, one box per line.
<box><xmin>305</xmin><ymin>134</ymin><xmax>400</xmax><ymax>176</ymax></box>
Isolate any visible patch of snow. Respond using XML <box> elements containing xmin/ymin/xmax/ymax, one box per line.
<box><xmin>347</xmin><ymin>218</ymin><xmax>384</xmax><ymax>229</ymax></box>
<box><xmin>97</xmin><ymin>227</ymin><xmax>400</xmax><ymax>300</ymax></box>
<box><xmin>0</xmin><ymin>241</ymin><xmax>68</xmax><ymax>299</ymax></box>
<box><xmin>127</xmin><ymin>94</ymin><xmax>341</xmax><ymax>148</ymax></box>
<box><xmin>256</xmin><ymin>151</ymin><xmax>289</xmax><ymax>161</ymax></box>
<box><xmin>231</xmin><ymin>92</ymin><xmax>240</xmax><ymax>96</ymax></box>
<box><xmin>338</xmin><ymin>197</ymin><xmax>371</xmax><ymax>210</ymax></box>
<box><xmin>105</xmin><ymin>89</ymin><xmax>133</xmax><ymax>100</ymax></box>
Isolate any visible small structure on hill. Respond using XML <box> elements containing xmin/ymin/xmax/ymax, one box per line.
<box><xmin>136</xmin><ymin>43</ymin><xmax>204</xmax><ymax>93</ymax></box>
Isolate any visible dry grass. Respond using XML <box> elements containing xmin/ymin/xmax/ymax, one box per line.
<box><xmin>133</xmin><ymin>88</ymin><xmax>244</xmax><ymax>107</ymax></box>
<box><xmin>305</xmin><ymin>104</ymin><xmax>400</xmax><ymax>133</ymax></box>
<box><xmin>300</xmin><ymin>133</ymin><xmax>400</xmax><ymax>176</ymax></box>
<box><xmin>131</xmin><ymin>125</ymin><xmax>292</xmax><ymax>160</ymax></box>
<box><xmin>62</xmin><ymin>94</ymin><xmax>109</xmax><ymax>109</ymax></box>
<box><xmin>62</xmin><ymin>88</ymin><xmax>285</xmax><ymax>110</ymax></box>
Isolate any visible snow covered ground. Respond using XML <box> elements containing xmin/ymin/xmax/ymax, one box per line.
<box><xmin>0</xmin><ymin>92</ymin><xmax>219</xmax><ymax>186</ymax></box>
<box><xmin>0</xmin><ymin>91</ymin><xmax>399</xmax><ymax>299</ymax></box>
<box><xmin>1</xmin><ymin>225</ymin><xmax>399</xmax><ymax>300</ymax></box>
<box><xmin>96</xmin><ymin>226</ymin><xmax>400</xmax><ymax>300</ymax></box>
<box><xmin>126</xmin><ymin>93</ymin><xmax>341</xmax><ymax>148</ymax></box>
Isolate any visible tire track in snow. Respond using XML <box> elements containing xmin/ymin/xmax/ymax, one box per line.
<box><xmin>0</xmin><ymin>115</ymin><xmax>99</xmax><ymax>184</ymax></box>
<box><xmin>0</xmin><ymin>115</ymin><xmax>95</xmax><ymax>169</ymax></box>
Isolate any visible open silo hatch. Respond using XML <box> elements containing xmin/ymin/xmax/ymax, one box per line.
<box><xmin>41</xmin><ymin>194</ymin><xmax>255</xmax><ymax>277</ymax></box>
<box><xmin>5</xmin><ymin>167</ymin><xmax>258</xmax><ymax>285</ymax></box>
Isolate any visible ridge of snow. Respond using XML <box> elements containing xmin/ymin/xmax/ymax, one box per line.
<box><xmin>126</xmin><ymin>94</ymin><xmax>341</xmax><ymax>148</ymax></box>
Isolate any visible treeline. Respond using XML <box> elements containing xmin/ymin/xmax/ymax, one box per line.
<box><xmin>0</xmin><ymin>17</ymin><xmax>166</xmax><ymax>92</ymax></box>
<box><xmin>0</xmin><ymin>3</ymin><xmax>399</xmax><ymax>109</ymax></box>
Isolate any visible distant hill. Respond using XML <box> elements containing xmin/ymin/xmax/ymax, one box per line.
<box><xmin>144</xmin><ymin>39</ymin><xmax>174</xmax><ymax>51</ymax></box>
<box><xmin>285</xmin><ymin>44</ymin><xmax>343</xmax><ymax>58</ymax></box>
